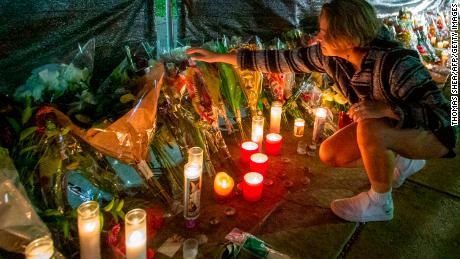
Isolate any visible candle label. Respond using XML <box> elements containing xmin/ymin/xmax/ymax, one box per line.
<box><xmin>294</xmin><ymin>126</ymin><xmax>304</xmax><ymax>137</ymax></box>
<box><xmin>184</xmin><ymin>176</ymin><xmax>201</xmax><ymax>219</ymax></box>
<box><xmin>312</xmin><ymin>116</ymin><xmax>325</xmax><ymax>144</ymax></box>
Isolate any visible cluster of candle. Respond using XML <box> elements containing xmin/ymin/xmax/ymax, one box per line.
<box><xmin>74</xmin><ymin>201</ymin><xmax>149</xmax><ymax>259</ymax></box>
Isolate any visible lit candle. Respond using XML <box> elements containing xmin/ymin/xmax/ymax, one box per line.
<box><xmin>184</xmin><ymin>163</ymin><xmax>202</xmax><ymax>226</ymax></box>
<box><xmin>214</xmin><ymin>172</ymin><xmax>234</xmax><ymax>198</ymax></box>
<box><xmin>270</xmin><ymin>101</ymin><xmax>282</xmax><ymax>133</ymax></box>
<box><xmin>25</xmin><ymin>236</ymin><xmax>55</xmax><ymax>259</ymax></box>
<box><xmin>293</xmin><ymin>118</ymin><xmax>305</xmax><ymax>137</ymax></box>
<box><xmin>265</xmin><ymin>133</ymin><xmax>283</xmax><ymax>156</ymax></box>
<box><xmin>188</xmin><ymin>147</ymin><xmax>203</xmax><ymax>168</ymax></box>
<box><xmin>250</xmin><ymin>153</ymin><xmax>269</xmax><ymax>176</ymax></box>
<box><xmin>436</xmin><ymin>41</ymin><xmax>444</xmax><ymax>49</ymax></box>
<box><xmin>77</xmin><ymin>201</ymin><xmax>101</xmax><ymax>259</ymax></box>
<box><xmin>240</xmin><ymin>141</ymin><xmax>259</xmax><ymax>163</ymax></box>
<box><xmin>243</xmin><ymin>172</ymin><xmax>264</xmax><ymax>202</ymax></box>
<box><xmin>125</xmin><ymin>209</ymin><xmax>147</xmax><ymax>259</ymax></box>
<box><xmin>312</xmin><ymin>108</ymin><xmax>327</xmax><ymax>145</ymax></box>
<box><xmin>251</xmin><ymin>115</ymin><xmax>264</xmax><ymax>151</ymax></box>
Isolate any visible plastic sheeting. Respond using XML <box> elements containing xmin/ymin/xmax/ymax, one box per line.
<box><xmin>0</xmin><ymin>0</ymin><xmax>155</xmax><ymax>96</ymax></box>
<box><xmin>0</xmin><ymin>148</ymin><xmax>50</xmax><ymax>254</ymax></box>
<box><xmin>179</xmin><ymin>0</ymin><xmax>448</xmax><ymax>43</ymax></box>
<box><xmin>0</xmin><ymin>0</ymin><xmax>449</xmax><ymax>97</ymax></box>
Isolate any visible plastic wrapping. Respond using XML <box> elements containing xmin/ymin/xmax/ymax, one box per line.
<box><xmin>179</xmin><ymin>0</ymin><xmax>447</xmax><ymax>43</ymax></box>
<box><xmin>0</xmin><ymin>148</ymin><xmax>50</xmax><ymax>254</ymax></box>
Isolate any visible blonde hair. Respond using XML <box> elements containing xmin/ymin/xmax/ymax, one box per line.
<box><xmin>320</xmin><ymin>0</ymin><xmax>380</xmax><ymax>49</ymax></box>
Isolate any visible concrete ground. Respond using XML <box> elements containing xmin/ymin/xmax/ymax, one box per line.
<box><xmin>153</xmin><ymin>122</ymin><xmax>460</xmax><ymax>259</ymax></box>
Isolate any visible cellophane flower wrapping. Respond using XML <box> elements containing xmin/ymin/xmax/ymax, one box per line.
<box><xmin>0</xmin><ymin>148</ymin><xmax>50</xmax><ymax>254</ymax></box>
<box><xmin>13</xmin><ymin>39</ymin><xmax>96</xmax><ymax>127</ymax></box>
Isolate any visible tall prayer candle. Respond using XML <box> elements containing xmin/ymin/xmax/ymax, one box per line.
<box><xmin>125</xmin><ymin>209</ymin><xmax>147</xmax><ymax>259</ymax></box>
<box><xmin>188</xmin><ymin>147</ymin><xmax>203</xmax><ymax>168</ymax></box>
<box><xmin>293</xmin><ymin>118</ymin><xmax>305</xmax><ymax>137</ymax></box>
<box><xmin>250</xmin><ymin>153</ymin><xmax>269</xmax><ymax>176</ymax></box>
<box><xmin>213</xmin><ymin>172</ymin><xmax>234</xmax><ymax>198</ymax></box>
<box><xmin>243</xmin><ymin>172</ymin><xmax>264</xmax><ymax>202</ymax></box>
<box><xmin>270</xmin><ymin>101</ymin><xmax>282</xmax><ymax>133</ymax></box>
<box><xmin>251</xmin><ymin>115</ymin><xmax>264</xmax><ymax>151</ymax></box>
<box><xmin>184</xmin><ymin>163</ymin><xmax>202</xmax><ymax>226</ymax></box>
<box><xmin>312</xmin><ymin>108</ymin><xmax>327</xmax><ymax>144</ymax></box>
<box><xmin>240</xmin><ymin>141</ymin><xmax>259</xmax><ymax>163</ymax></box>
<box><xmin>25</xmin><ymin>236</ymin><xmax>55</xmax><ymax>259</ymax></box>
<box><xmin>77</xmin><ymin>201</ymin><xmax>100</xmax><ymax>259</ymax></box>
<box><xmin>265</xmin><ymin>133</ymin><xmax>283</xmax><ymax>155</ymax></box>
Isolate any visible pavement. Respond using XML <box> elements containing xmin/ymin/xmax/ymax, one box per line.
<box><xmin>153</xmin><ymin>121</ymin><xmax>460</xmax><ymax>259</ymax></box>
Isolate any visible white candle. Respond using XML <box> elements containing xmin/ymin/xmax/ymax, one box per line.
<box><xmin>188</xmin><ymin>147</ymin><xmax>203</xmax><ymax>168</ymax></box>
<box><xmin>251</xmin><ymin>115</ymin><xmax>264</xmax><ymax>151</ymax></box>
<box><xmin>293</xmin><ymin>118</ymin><xmax>305</xmax><ymax>137</ymax></box>
<box><xmin>125</xmin><ymin>209</ymin><xmax>147</xmax><ymax>259</ymax></box>
<box><xmin>184</xmin><ymin>163</ymin><xmax>202</xmax><ymax>222</ymax></box>
<box><xmin>270</xmin><ymin>101</ymin><xmax>282</xmax><ymax>133</ymax></box>
<box><xmin>77</xmin><ymin>201</ymin><xmax>101</xmax><ymax>259</ymax></box>
<box><xmin>312</xmin><ymin>108</ymin><xmax>327</xmax><ymax>145</ymax></box>
<box><xmin>25</xmin><ymin>236</ymin><xmax>54</xmax><ymax>259</ymax></box>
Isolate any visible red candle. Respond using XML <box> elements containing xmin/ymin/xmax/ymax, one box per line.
<box><xmin>250</xmin><ymin>153</ymin><xmax>269</xmax><ymax>176</ymax></box>
<box><xmin>240</xmin><ymin>141</ymin><xmax>259</xmax><ymax>163</ymax></box>
<box><xmin>265</xmin><ymin>133</ymin><xmax>283</xmax><ymax>156</ymax></box>
<box><xmin>243</xmin><ymin>172</ymin><xmax>264</xmax><ymax>202</ymax></box>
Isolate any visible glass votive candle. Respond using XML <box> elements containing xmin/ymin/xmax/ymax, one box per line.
<box><xmin>182</xmin><ymin>238</ymin><xmax>199</xmax><ymax>259</ymax></box>
<box><xmin>249</xmin><ymin>153</ymin><xmax>269</xmax><ymax>176</ymax></box>
<box><xmin>251</xmin><ymin>115</ymin><xmax>264</xmax><ymax>151</ymax></box>
<box><xmin>213</xmin><ymin>172</ymin><xmax>234</xmax><ymax>199</ymax></box>
<box><xmin>269</xmin><ymin>101</ymin><xmax>282</xmax><ymax>133</ymax></box>
<box><xmin>188</xmin><ymin>147</ymin><xmax>203</xmax><ymax>167</ymax></box>
<box><xmin>125</xmin><ymin>209</ymin><xmax>147</xmax><ymax>259</ymax></box>
<box><xmin>240</xmin><ymin>141</ymin><xmax>259</xmax><ymax>163</ymax></box>
<box><xmin>243</xmin><ymin>172</ymin><xmax>264</xmax><ymax>202</ymax></box>
<box><xmin>265</xmin><ymin>133</ymin><xmax>283</xmax><ymax>156</ymax></box>
<box><xmin>25</xmin><ymin>236</ymin><xmax>55</xmax><ymax>259</ymax></box>
<box><xmin>293</xmin><ymin>118</ymin><xmax>305</xmax><ymax>137</ymax></box>
<box><xmin>312</xmin><ymin>107</ymin><xmax>327</xmax><ymax>145</ymax></box>
<box><xmin>77</xmin><ymin>201</ymin><xmax>101</xmax><ymax>259</ymax></box>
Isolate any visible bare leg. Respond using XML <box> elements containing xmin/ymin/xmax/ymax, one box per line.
<box><xmin>357</xmin><ymin>118</ymin><xmax>448</xmax><ymax>192</ymax></box>
<box><xmin>319</xmin><ymin>122</ymin><xmax>363</xmax><ymax>168</ymax></box>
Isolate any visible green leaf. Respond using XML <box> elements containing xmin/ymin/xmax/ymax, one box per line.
<box><xmin>39</xmin><ymin>156</ymin><xmax>61</xmax><ymax>178</ymax></box>
<box><xmin>115</xmin><ymin>199</ymin><xmax>124</xmax><ymax>212</ymax></box>
<box><xmin>19</xmin><ymin>145</ymin><xmax>39</xmax><ymax>155</ymax></box>
<box><xmin>117</xmin><ymin>210</ymin><xmax>125</xmax><ymax>220</ymax></box>
<box><xmin>6</xmin><ymin>117</ymin><xmax>21</xmax><ymax>135</ymax></box>
<box><xmin>22</xmin><ymin>105</ymin><xmax>33</xmax><ymax>125</ymax></box>
<box><xmin>104</xmin><ymin>199</ymin><xmax>115</xmax><ymax>212</ymax></box>
<box><xmin>99</xmin><ymin>213</ymin><xmax>104</xmax><ymax>231</ymax></box>
<box><xmin>111</xmin><ymin>211</ymin><xmax>119</xmax><ymax>224</ymax></box>
<box><xmin>19</xmin><ymin>126</ymin><xmax>37</xmax><ymax>141</ymax></box>
<box><xmin>63</xmin><ymin>220</ymin><xmax>70</xmax><ymax>239</ymax></box>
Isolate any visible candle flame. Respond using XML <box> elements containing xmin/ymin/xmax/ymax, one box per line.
<box><xmin>251</xmin><ymin>153</ymin><xmax>268</xmax><ymax>163</ymax></box>
<box><xmin>242</xmin><ymin>141</ymin><xmax>258</xmax><ymax>150</ymax></box>
<box><xmin>315</xmin><ymin>108</ymin><xmax>327</xmax><ymax>118</ymax></box>
<box><xmin>127</xmin><ymin>230</ymin><xmax>146</xmax><ymax>247</ymax></box>
<box><xmin>83</xmin><ymin>222</ymin><xmax>98</xmax><ymax>232</ymax></box>
<box><xmin>266</xmin><ymin>133</ymin><xmax>282</xmax><ymax>141</ymax></box>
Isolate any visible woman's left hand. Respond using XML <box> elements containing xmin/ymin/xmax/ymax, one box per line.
<box><xmin>348</xmin><ymin>101</ymin><xmax>392</xmax><ymax>122</ymax></box>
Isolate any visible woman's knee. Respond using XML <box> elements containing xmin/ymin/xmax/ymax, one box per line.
<box><xmin>319</xmin><ymin>139</ymin><xmax>339</xmax><ymax>167</ymax></box>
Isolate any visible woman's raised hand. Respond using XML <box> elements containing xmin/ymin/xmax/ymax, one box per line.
<box><xmin>186</xmin><ymin>48</ymin><xmax>237</xmax><ymax>65</ymax></box>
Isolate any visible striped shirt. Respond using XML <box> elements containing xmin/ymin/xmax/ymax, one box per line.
<box><xmin>237</xmin><ymin>38</ymin><xmax>458</xmax><ymax>155</ymax></box>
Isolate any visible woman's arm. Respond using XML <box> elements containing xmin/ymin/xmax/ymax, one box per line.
<box><xmin>186</xmin><ymin>48</ymin><xmax>237</xmax><ymax>65</ymax></box>
<box><xmin>186</xmin><ymin>45</ymin><xmax>327</xmax><ymax>74</ymax></box>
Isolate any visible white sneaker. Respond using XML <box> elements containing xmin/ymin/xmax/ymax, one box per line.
<box><xmin>330</xmin><ymin>191</ymin><xmax>394</xmax><ymax>222</ymax></box>
<box><xmin>392</xmin><ymin>156</ymin><xmax>426</xmax><ymax>188</ymax></box>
